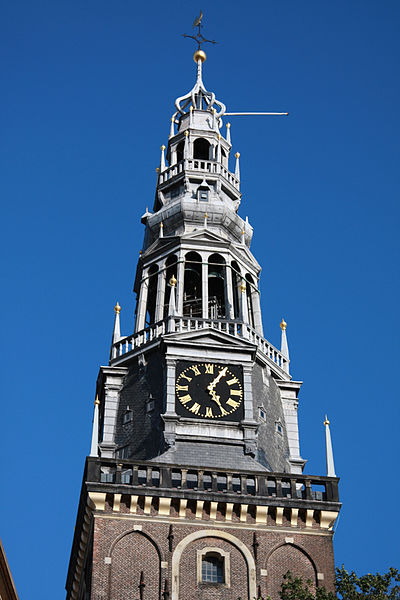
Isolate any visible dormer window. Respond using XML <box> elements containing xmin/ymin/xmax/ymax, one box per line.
<box><xmin>123</xmin><ymin>407</ymin><xmax>133</xmax><ymax>424</ymax></box>
<box><xmin>198</xmin><ymin>188</ymin><xmax>209</xmax><ymax>201</ymax></box>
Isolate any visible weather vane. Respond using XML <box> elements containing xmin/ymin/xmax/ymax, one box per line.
<box><xmin>182</xmin><ymin>10</ymin><xmax>217</xmax><ymax>50</ymax></box>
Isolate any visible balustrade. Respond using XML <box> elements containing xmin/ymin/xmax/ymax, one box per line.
<box><xmin>87</xmin><ymin>457</ymin><xmax>339</xmax><ymax>503</ymax></box>
<box><xmin>158</xmin><ymin>159</ymin><xmax>240</xmax><ymax>191</ymax></box>
<box><xmin>111</xmin><ymin>316</ymin><xmax>289</xmax><ymax>372</ymax></box>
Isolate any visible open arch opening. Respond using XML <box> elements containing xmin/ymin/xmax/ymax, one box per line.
<box><xmin>163</xmin><ymin>254</ymin><xmax>178</xmax><ymax>319</ymax></box>
<box><xmin>183</xmin><ymin>252</ymin><xmax>202</xmax><ymax>317</ymax></box>
<box><xmin>208</xmin><ymin>253</ymin><xmax>226</xmax><ymax>319</ymax></box>
<box><xmin>145</xmin><ymin>264</ymin><xmax>158</xmax><ymax>326</ymax></box>
<box><xmin>176</xmin><ymin>140</ymin><xmax>185</xmax><ymax>163</ymax></box>
<box><xmin>245</xmin><ymin>273</ymin><xmax>255</xmax><ymax>328</ymax></box>
<box><xmin>231</xmin><ymin>261</ymin><xmax>241</xmax><ymax>319</ymax></box>
<box><xmin>193</xmin><ymin>138</ymin><xmax>211</xmax><ymax>160</ymax></box>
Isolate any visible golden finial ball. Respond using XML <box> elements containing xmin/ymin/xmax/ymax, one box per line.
<box><xmin>193</xmin><ymin>49</ymin><xmax>207</xmax><ymax>63</ymax></box>
<box><xmin>156</xmin><ymin>167</ymin><xmax>160</xmax><ymax>173</ymax></box>
<box><xmin>280</xmin><ymin>318</ymin><xmax>287</xmax><ymax>331</ymax></box>
<box><xmin>161</xmin><ymin>145</ymin><xmax>166</xmax><ymax>151</ymax></box>
<box><xmin>226</xmin><ymin>122</ymin><xmax>231</xmax><ymax>129</ymax></box>
<box><xmin>94</xmin><ymin>394</ymin><xmax>100</xmax><ymax>406</ymax></box>
<box><xmin>114</xmin><ymin>302</ymin><xmax>121</xmax><ymax>314</ymax></box>
<box><xmin>235</xmin><ymin>152</ymin><xmax>240</xmax><ymax>159</ymax></box>
<box><xmin>169</xmin><ymin>274</ymin><xmax>177</xmax><ymax>287</ymax></box>
<box><xmin>324</xmin><ymin>416</ymin><xmax>330</xmax><ymax>426</ymax></box>
<box><xmin>184</xmin><ymin>130</ymin><xmax>189</xmax><ymax>137</ymax></box>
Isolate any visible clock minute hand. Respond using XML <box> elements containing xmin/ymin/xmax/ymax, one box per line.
<box><xmin>207</xmin><ymin>367</ymin><xmax>228</xmax><ymax>394</ymax></box>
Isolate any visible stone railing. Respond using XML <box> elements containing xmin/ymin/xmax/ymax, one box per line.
<box><xmin>86</xmin><ymin>457</ymin><xmax>339</xmax><ymax>504</ymax></box>
<box><xmin>158</xmin><ymin>159</ymin><xmax>240</xmax><ymax>191</ymax></box>
<box><xmin>111</xmin><ymin>317</ymin><xmax>289</xmax><ymax>373</ymax></box>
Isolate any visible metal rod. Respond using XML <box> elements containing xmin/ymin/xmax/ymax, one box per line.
<box><xmin>224</xmin><ymin>112</ymin><xmax>289</xmax><ymax>116</ymax></box>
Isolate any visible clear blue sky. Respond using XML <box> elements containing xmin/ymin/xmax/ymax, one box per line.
<box><xmin>1</xmin><ymin>1</ymin><xmax>399</xmax><ymax>598</ymax></box>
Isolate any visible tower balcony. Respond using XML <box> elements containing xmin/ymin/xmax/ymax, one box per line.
<box><xmin>158</xmin><ymin>157</ymin><xmax>240</xmax><ymax>193</ymax></box>
<box><xmin>110</xmin><ymin>315</ymin><xmax>290</xmax><ymax>375</ymax></box>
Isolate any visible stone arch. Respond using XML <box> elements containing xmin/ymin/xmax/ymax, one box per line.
<box><xmin>109</xmin><ymin>529</ymin><xmax>162</xmax><ymax>600</ymax></box>
<box><xmin>266</xmin><ymin>542</ymin><xmax>317</xmax><ymax>600</ymax></box>
<box><xmin>171</xmin><ymin>529</ymin><xmax>256</xmax><ymax>600</ymax></box>
<box><xmin>193</xmin><ymin>137</ymin><xmax>211</xmax><ymax>160</ymax></box>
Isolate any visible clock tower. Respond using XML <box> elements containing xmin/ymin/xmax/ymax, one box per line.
<box><xmin>66</xmin><ymin>39</ymin><xmax>341</xmax><ymax>600</ymax></box>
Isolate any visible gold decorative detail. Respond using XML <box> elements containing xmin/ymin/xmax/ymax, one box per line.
<box><xmin>204</xmin><ymin>212</ymin><xmax>208</xmax><ymax>219</ymax></box>
<box><xmin>235</xmin><ymin>152</ymin><xmax>240</xmax><ymax>159</ymax></box>
<box><xmin>161</xmin><ymin>144</ymin><xmax>166</xmax><ymax>151</ymax></box>
<box><xmin>226</xmin><ymin>122</ymin><xmax>231</xmax><ymax>129</ymax></box>
<box><xmin>218</xmin><ymin>134</ymin><xmax>222</xmax><ymax>140</ymax></box>
<box><xmin>280</xmin><ymin>318</ymin><xmax>287</xmax><ymax>331</ymax></box>
<box><xmin>171</xmin><ymin>117</ymin><xmax>175</xmax><ymax>122</ymax></box>
<box><xmin>193</xmin><ymin>49</ymin><xmax>207</xmax><ymax>63</ymax></box>
<box><xmin>156</xmin><ymin>167</ymin><xmax>160</xmax><ymax>173</ymax></box>
<box><xmin>190</xmin><ymin>105</ymin><xmax>194</xmax><ymax>111</ymax></box>
<box><xmin>114</xmin><ymin>302</ymin><xmax>121</xmax><ymax>314</ymax></box>
<box><xmin>184</xmin><ymin>130</ymin><xmax>189</xmax><ymax>137</ymax></box>
<box><xmin>94</xmin><ymin>394</ymin><xmax>100</xmax><ymax>406</ymax></box>
<box><xmin>240</xmin><ymin>282</ymin><xmax>246</xmax><ymax>293</ymax></box>
<box><xmin>160</xmin><ymin>221</ymin><xmax>164</xmax><ymax>228</ymax></box>
<box><xmin>139</xmin><ymin>250</ymin><xmax>142</xmax><ymax>255</ymax></box>
<box><xmin>241</xmin><ymin>229</ymin><xmax>245</xmax><ymax>235</ymax></box>
<box><xmin>324</xmin><ymin>415</ymin><xmax>330</xmax><ymax>426</ymax></box>
<box><xmin>169</xmin><ymin>274</ymin><xmax>177</xmax><ymax>287</ymax></box>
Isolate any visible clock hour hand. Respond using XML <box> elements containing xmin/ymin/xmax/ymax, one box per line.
<box><xmin>208</xmin><ymin>389</ymin><xmax>224</xmax><ymax>413</ymax></box>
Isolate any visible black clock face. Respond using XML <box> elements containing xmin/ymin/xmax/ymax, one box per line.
<box><xmin>175</xmin><ymin>361</ymin><xmax>244</xmax><ymax>421</ymax></box>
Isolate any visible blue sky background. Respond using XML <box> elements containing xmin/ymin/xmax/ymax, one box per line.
<box><xmin>1</xmin><ymin>1</ymin><xmax>399</xmax><ymax>598</ymax></box>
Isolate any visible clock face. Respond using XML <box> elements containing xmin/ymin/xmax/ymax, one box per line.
<box><xmin>175</xmin><ymin>361</ymin><xmax>244</xmax><ymax>421</ymax></box>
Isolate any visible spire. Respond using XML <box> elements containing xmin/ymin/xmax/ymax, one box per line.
<box><xmin>226</xmin><ymin>122</ymin><xmax>231</xmax><ymax>144</ymax></box>
<box><xmin>280</xmin><ymin>318</ymin><xmax>289</xmax><ymax>359</ymax></box>
<box><xmin>160</xmin><ymin>145</ymin><xmax>166</xmax><ymax>172</ymax></box>
<box><xmin>324</xmin><ymin>415</ymin><xmax>336</xmax><ymax>477</ymax></box>
<box><xmin>89</xmin><ymin>395</ymin><xmax>100</xmax><ymax>457</ymax></box>
<box><xmin>167</xmin><ymin>275</ymin><xmax>177</xmax><ymax>332</ymax></box>
<box><xmin>235</xmin><ymin>152</ymin><xmax>240</xmax><ymax>179</ymax></box>
<box><xmin>113</xmin><ymin>302</ymin><xmax>121</xmax><ymax>343</ymax></box>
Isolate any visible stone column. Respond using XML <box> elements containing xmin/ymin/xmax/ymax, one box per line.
<box><xmin>155</xmin><ymin>263</ymin><xmax>166</xmax><ymax>322</ymax></box>
<box><xmin>202</xmin><ymin>257</ymin><xmax>209</xmax><ymax>319</ymax></box>
<box><xmin>98</xmin><ymin>367</ymin><xmax>128</xmax><ymax>458</ymax></box>
<box><xmin>175</xmin><ymin>252</ymin><xmax>185</xmax><ymax>316</ymax></box>
<box><xmin>240</xmin><ymin>281</ymin><xmax>249</xmax><ymax>324</ymax></box>
<box><xmin>225</xmin><ymin>264</ymin><xmax>234</xmax><ymax>320</ymax></box>
<box><xmin>135</xmin><ymin>267</ymin><xmax>149</xmax><ymax>332</ymax></box>
<box><xmin>252</xmin><ymin>288</ymin><xmax>264</xmax><ymax>336</ymax></box>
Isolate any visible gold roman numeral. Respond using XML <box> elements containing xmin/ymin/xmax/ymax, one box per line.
<box><xmin>226</xmin><ymin>398</ymin><xmax>241</xmax><ymax>409</ymax></box>
<box><xmin>180</xmin><ymin>373</ymin><xmax>192</xmax><ymax>382</ymax></box>
<box><xmin>189</xmin><ymin>402</ymin><xmax>201</xmax><ymax>415</ymax></box>
<box><xmin>179</xmin><ymin>394</ymin><xmax>192</xmax><ymax>405</ymax></box>
<box><xmin>220</xmin><ymin>407</ymin><xmax>229</xmax><ymax>416</ymax></box>
<box><xmin>227</xmin><ymin>377</ymin><xmax>239</xmax><ymax>386</ymax></box>
<box><xmin>190</xmin><ymin>365</ymin><xmax>201</xmax><ymax>376</ymax></box>
<box><xmin>230</xmin><ymin>389</ymin><xmax>243</xmax><ymax>397</ymax></box>
<box><xmin>204</xmin><ymin>364</ymin><xmax>214</xmax><ymax>374</ymax></box>
<box><xmin>176</xmin><ymin>384</ymin><xmax>188</xmax><ymax>392</ymax></box>
<box><xmin>205</xmin><ymin>406</ymin><xmax>214</xmax><ymax>418</ymax></box>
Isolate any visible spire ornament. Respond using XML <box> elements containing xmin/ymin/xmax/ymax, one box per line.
<box><xmin>172</xmin><ymin>13</ymin><xmax>225</xmax><ymax>123</ymax></box>
<box><xmin>90</xmin><ymin>394</ymin><xmax>100</xmax><ymax>457</ymax></box>
<box><xmin>324</xmin><ymin>415</ymin><xmax>336</xmax><ymax>477</ymax></box>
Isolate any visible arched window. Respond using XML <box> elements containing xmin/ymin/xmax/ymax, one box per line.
<box><xmin>201</xmin><ymin>553</ymin><xmax>224</xmax><ymax>583</ymax></box>
<box><xmin>183</xmin><ymin>252</ymin><xmax>202</xmax><ymax>317</ymax></box>
<box><xmin>245</xmin><ymin>273</ymin><xmax>255</xmax><ymax>328</ymax></box>
<box><xmin>145</xmin><ymin>264</ymin><xmax>158</xmax><ymax>326</ymax></box>
<box><xmin>231</xmin><ymin>261</ymin><xmax>241</xmax><ymax>319</ymax></box>
<box><xmin>176</xmin><ymin>141</ymin><xmax>185</xmax><ymax>163</ymax></box>
<box><xmin>193</xmin><ymin>138</ymin><xmax>211</xmax><ymax>160</ymax></box>
<box><xmin>163</xmin><ymin>254</ymin><xmax>178</xmax><ymax>319</ymax></box>
<box><xmin>208</xmin><ymin>253</ymin><xmax>226</xmax><ymax>319</ymax></box>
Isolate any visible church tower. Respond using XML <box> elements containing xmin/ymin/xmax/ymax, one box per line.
<box><xmin>66</xmin><ymin>31</ymin><xmax>341</xmax><ymax>600</ymax></box>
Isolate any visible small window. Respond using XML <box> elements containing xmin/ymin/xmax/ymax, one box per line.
<box><xmin>276</xmin><ymin>421</ymin><xmax>283</xmax><ymax>435</ymax></box>
<box><xmin>146</xmin><ymin>398</ymin><xmax>155</xmax><ymax>413</ymax></box>
<box><xmin>116</xmin><ymin>446</ymin><xmax>130</xmax><ymax>459</ymax></box>
<box><xmin>258</xmin><ymin>407</ymin><xmax>266</xmax><ymax>422</ymax></box>
<box><xmin>123</xmin><ymin>408</ymin><xmax>133</xmax><ymax>424</ymax></box>
<box><xmin>202</xmin><ymin>554</ymin><xmax>224</xmax><ymax>583</ymax></box>
<box><xmin>198</xmin><ymin>189</ymin><xmax>209</xmax><ymax>202</ymax></box>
